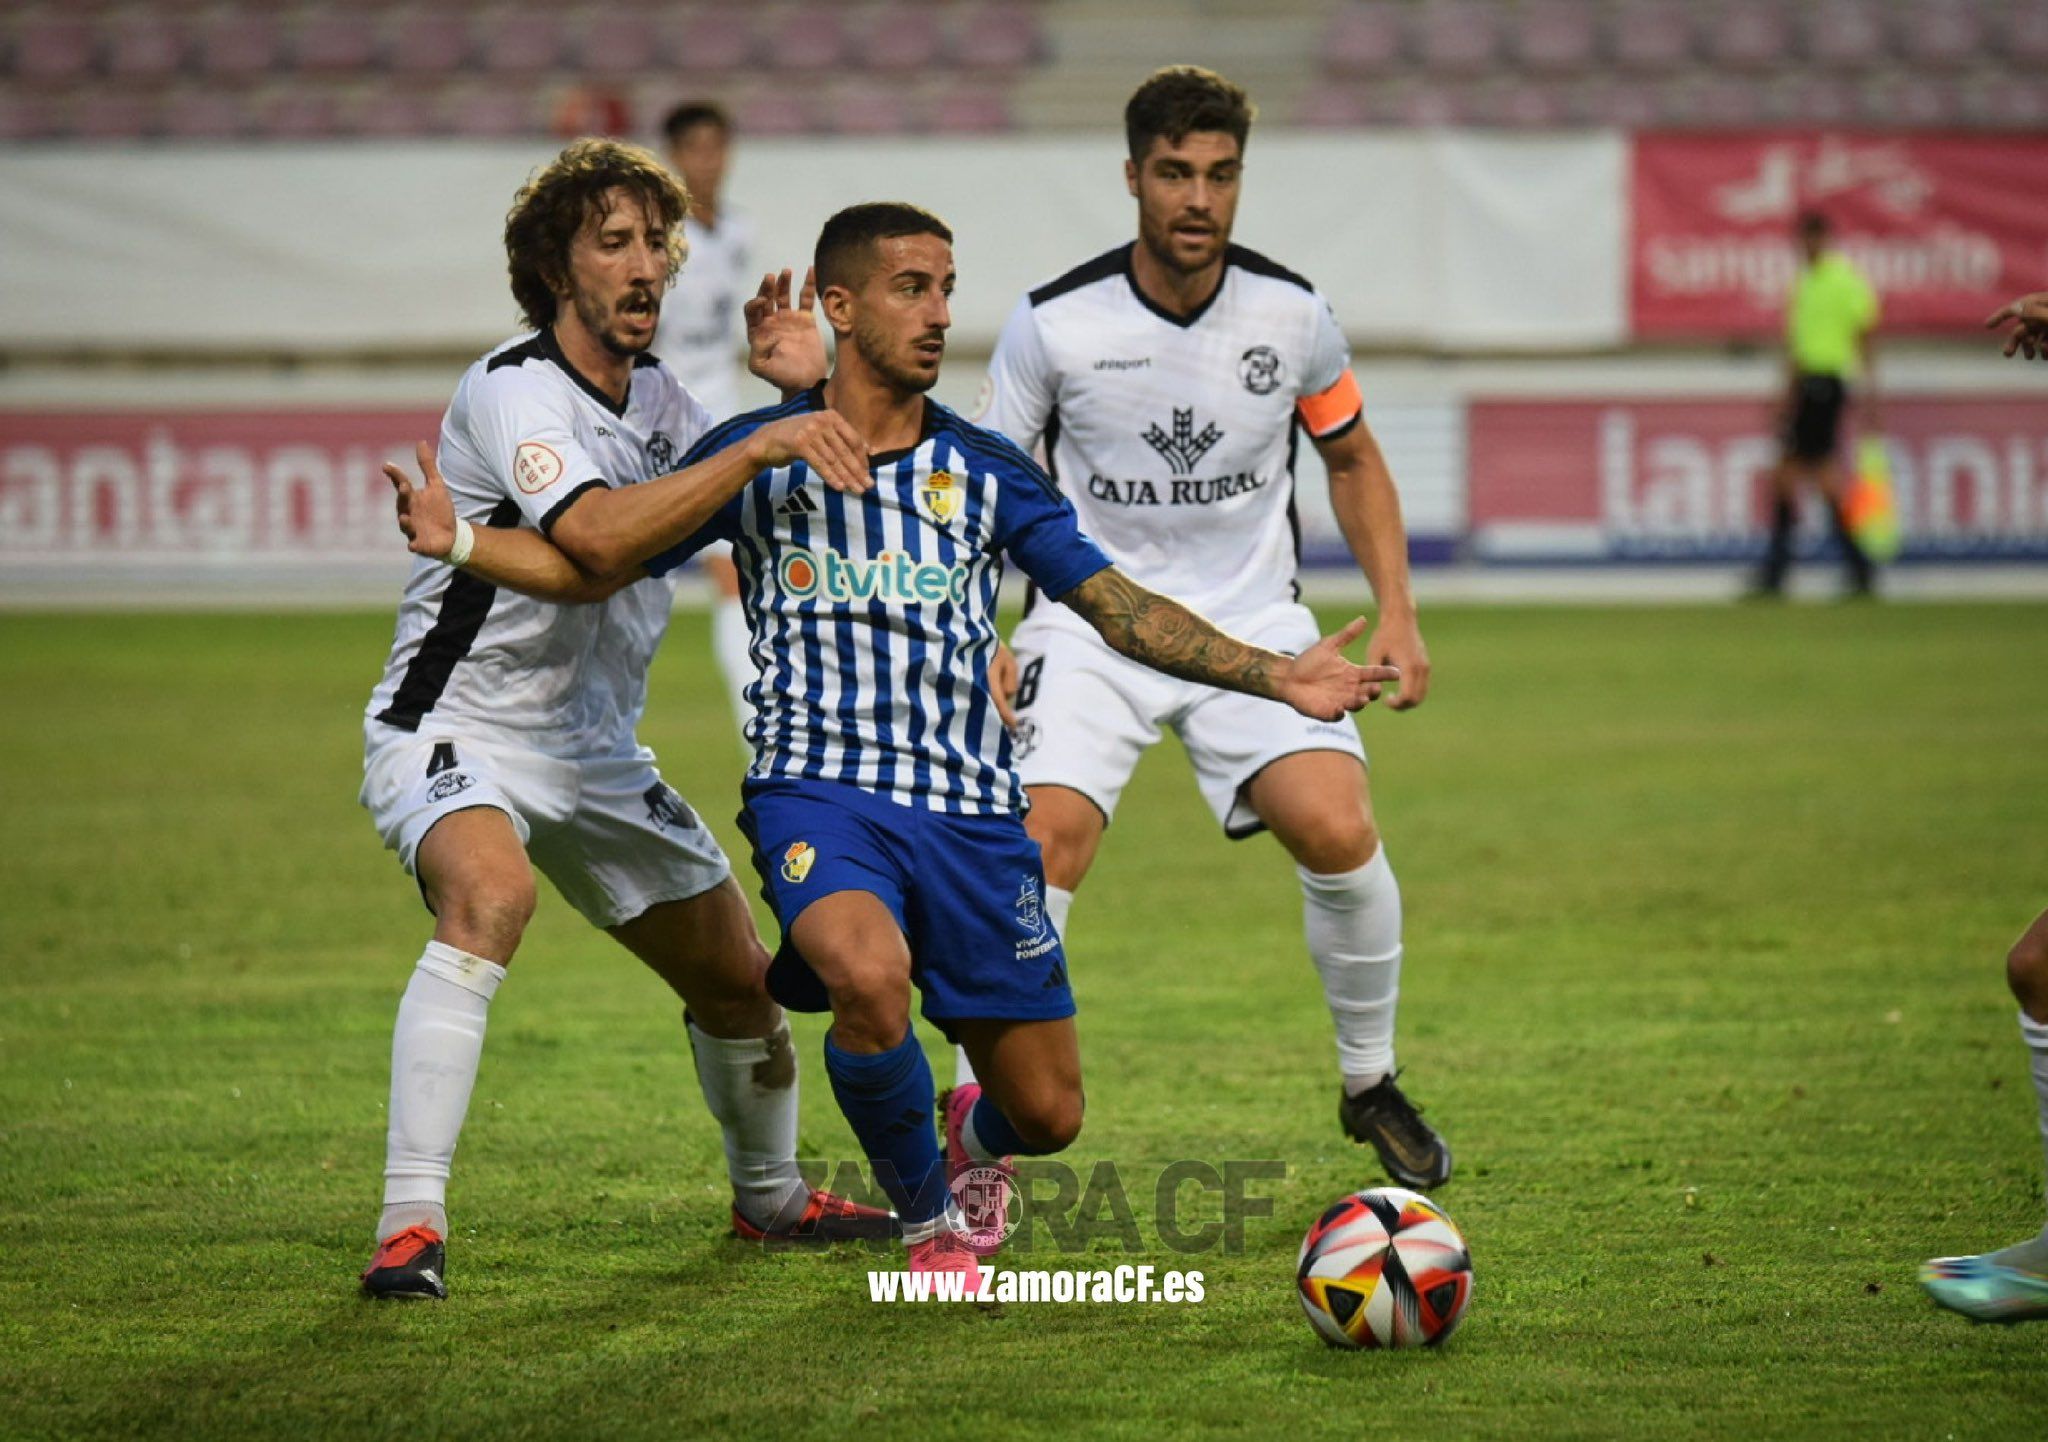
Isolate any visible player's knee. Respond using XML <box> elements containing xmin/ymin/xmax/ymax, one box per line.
<box><xmin>434</xmin><ymin>872</ymin><xmax>536</xmax><ymax>954</ymax></box>
<box><xmin>2007</xmin><ymin>929</ymin><xmax>2048</xmax><ymax>1011</ymax></box>
<box><xmin>1009</xmin><ymin>1087</ymin><xmax>1085</xmax><ymax>1153</ymax></box>
<box><xmin>1287</xmin><ymin>815</ymin><xmax>1379</xmax><ymax>875</ymax></box>
<box><xmin>824</xmin><ymin>964</ymin><xmax>913</xmax><ymax>1051</ymax></box>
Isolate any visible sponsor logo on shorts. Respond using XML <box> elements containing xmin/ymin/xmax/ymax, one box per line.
<box><xmin>427</xmin><ymin>771</ymin><xmax>475</xmax><ymax>803</ymax></box>
<box><xmin>781</xmin><ymin>842</ymin><xmax>817</xmax><ymax>884</ymax></box>
<box><xmin>1016</xmin><ymin>874</ymin><xmax>1058</xmax><ymax>962</ymax></box>
<box><xmin>920</xmin><ymin>469</ymin><xmax>961</xmax><ymax>526</ymax></box>
<box><xmin>643</xmin><ymin>782</ymin><xmax>698</xmax><ymax>832</ymax></box>
<box><xmin>775</xmin><ymin>547</ymin><xmax>970</xmax><ymax>607</ymax></box>
<box><xmin>513</xmin><ymin>441</ymin><xmax>565</xmax><ymax>493</ymax></box>
<box><xmin>1239</xmin><ymin>345</ymin><xmax>1285</xmax><ymax>395</ymax></box>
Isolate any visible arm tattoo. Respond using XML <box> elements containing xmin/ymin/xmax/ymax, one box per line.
<box><xmin>1063</xmin><ymin>568</ymin><xmax>1280</xmax><ymax>700</ymax></box>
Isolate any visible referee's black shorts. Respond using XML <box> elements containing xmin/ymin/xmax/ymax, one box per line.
<box><xmin>1785</xmin><ymin>374</ymin><xmax>1846</xmax><ymax>462</ymax></box>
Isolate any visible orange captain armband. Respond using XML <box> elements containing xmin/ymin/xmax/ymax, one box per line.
<box><xmin>1296</xmin><ymin>369</ymin><xmax>1364</xmax><ymax>440</ymax></box>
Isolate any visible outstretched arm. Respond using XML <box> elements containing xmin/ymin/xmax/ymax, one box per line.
<box><xmin>385</xmin><ymin>442</ymin><xmax>639</xmax><ymax>603</ymax></box>
<box><xmin>1059</xmin><ymin>566</ymin><xmax>1397</xmax><ymax>722</ymax></box>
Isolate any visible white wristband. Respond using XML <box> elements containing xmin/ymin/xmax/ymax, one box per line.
<box><xmin>445</xmin><ymin>517</ymin><xmax>475</xmax><ymax>568</ymax></box>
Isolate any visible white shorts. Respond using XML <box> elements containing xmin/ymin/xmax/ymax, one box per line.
<box><xmin>1008</xmin><ymin>603</ymin><xmax>1368</xmax><ymax>839</ymax></box>
<box><xmin>360</xmin><ymin>724</ymin><xmax>731</xmax><ymax>929</ymax></box>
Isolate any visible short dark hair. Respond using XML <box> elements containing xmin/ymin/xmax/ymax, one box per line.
<box><xmin>662</xmin><ymin>101</ymin><xmax>731</xmax><ymax>146</ymax></box>
<box><xmin>1798</xmin><ymin>209</ymin><xmax>1831</xmax><ymax>236</ymax></box>
<box><xmin>813</xmin><ymin>202</ymin><xmax>953</xmax><ymax>291</ymax></box>
<box><xmin>1124</xmin><ymin>65</ymin><xmax>1255</xmax><ymax>164</ymax></box>
<box><xmin>504</xmin><ymin>139</ymin><xmax>689</xmax><ymax>331</ymax></box>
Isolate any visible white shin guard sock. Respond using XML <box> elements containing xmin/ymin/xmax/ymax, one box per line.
<box><xmin>687</xmin><ymin>1015</ymin><xmax>807</xmax><ymax>1229</ymax></box>
<box><xmin>1300</xmin><ymin>849</ymin><xmax>1403</xmax><ymax>1093</ymax></box>
<box><xmin>380</xmin><ymin>941</ymin><xmax>506</xmax><ymax>1242</ymax></box>
<box><xmin>1999</xmin><ymin>1011</ymin><xmax>2048</xmax><ymax>1267</ymax></box>
<box><xmin>955</xmin><ymin>885</ymin><xmax>1073</xmax><ymax>1089</ymax></box>
<box><xmin>711</xmin><ymin>595</ymin><xmax>753</xmax><ymax>736</ymax></box>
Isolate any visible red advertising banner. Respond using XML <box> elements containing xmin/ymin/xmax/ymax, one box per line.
<box><xmin>0</xmin><ymin>409</ymin><xmax>439</xmax><ymax>559</ymax></box>
<box><xmin>1631</xmin><ymin>132</ymin><xmax>2048</xmax><ymax>338</ymax></box>
<box><xmin>1468</xmin><ymin>394</ymin><xmax>2048</xmax><ymax>561</ymax></box>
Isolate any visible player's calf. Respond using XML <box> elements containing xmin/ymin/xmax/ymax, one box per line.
<box><xmin>2008</xmin><ymin>911</ymin><xmax>2048</xmax><ymax>1021</ymax></box>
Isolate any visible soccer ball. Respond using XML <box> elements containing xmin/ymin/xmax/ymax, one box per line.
<box><xmin>1295</xmin><ymin>1187</ymin><xmax>1472</xmax><ymax>1349</ymax></box>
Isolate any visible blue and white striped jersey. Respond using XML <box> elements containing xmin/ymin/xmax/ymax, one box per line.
<box><xmin>647</xmin><ymin>386</ymin><xmax>1112</xmax><ymax>814</ymax></box>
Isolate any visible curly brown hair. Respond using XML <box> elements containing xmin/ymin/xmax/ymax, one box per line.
<box><xmin>1124</xmin><ymin>65</ymin><xmax>1255</xmax><ymax>164</ymax></box>
<box><xmin>504</xmin><ymin>138</ymin><xmax>691</xmax><ymax>332</ymax></box>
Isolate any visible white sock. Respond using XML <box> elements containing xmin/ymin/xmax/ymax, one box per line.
<box><xmin>1991</xmin><ymin>1012</ymin><xmax>2048</xmax><ymax>1272</ymax></box>
<box><xmin>955</xmin><ymin>885</ymin><xmax>1072</xmax><ymax>1088</ymax></box>
<box><xmin>1300</xmin><ymin>849</ymin><xmax>1403</xmax><ymax>1095</ymax></box>
<box><xmin>379</xmin><ymin>941</ymin><xmax>505</xmax><ymax>1242</ymax></box>
<box><xmin>712</xmin><ymin>594</ymin><xmax>753</xmax><ymax>736</ymax></box>
<box><xmin>687</xmin><ymin>1014</ymin><xmax>808</xmax><ymax>1229</ymax></box>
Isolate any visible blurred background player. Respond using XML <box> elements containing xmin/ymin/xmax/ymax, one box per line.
<box><xmin>1919</xmin><ymin>287</ymin><xmax>2048</xmax><ymax>1325</ymax></box>
<box><xmin>654</xmin><ymin>101</ymin><xmax>755</xmax><ymax>733</ymax></box>
<box><xmin>1753</xmin><ymin>210</ymin><xmax>1881</xmax><ymax>599</ymax></box>
<box><xmin>359</xmin><ymin>139</ymin><xmax>886</xmax><ymax>1300</ymax></box>
<box><xmin>386</xmin><ymin>201</ymin><xmax>1401</xmax><ymax>1291</ymax></box>
<box><xmin>979</xmin><ymin>66</ymin><xmax>1450</xmax><ymax>1191</ymax></box>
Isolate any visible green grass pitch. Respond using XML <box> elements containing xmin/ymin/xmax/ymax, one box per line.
<box><xmin>2</xmin><ymin>603</ymin><xmax>2044</xmax><ymax>1440</ymax></box>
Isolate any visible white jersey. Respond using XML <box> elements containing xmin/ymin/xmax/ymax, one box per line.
<box><xmin>653</xmin><ymin>207</ymin><xmax>754</xmax><ymax>420</ymax></box>
<box><xmin>980</xmin><ymin>242</ymin><xmax>1364</xmax><ymax>627</ymax></box>
<box><xmin>366</xmin><ymin>329</ymin><xmax>714</xmax><ymax>754</ymax></box>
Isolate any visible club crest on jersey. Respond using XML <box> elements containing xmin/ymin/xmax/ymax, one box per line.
<box><xmin>645</xmin><ymin>430</ymin><xmax>677</xmax><ymax>472</ymax></box>
<box><xmin>1239</xmin><ymin>345</ymin><xmax>1286</xmax><ymax>396</ymax></box>
<box><xmin>920</xmin><ymin>470</ymin><xmax>962</xmax><ymax>525</ymax></box>
<box><xmin>781</xmin><ymin>841</ymin><xmax>817</xmax><ymax>884</ymax></box>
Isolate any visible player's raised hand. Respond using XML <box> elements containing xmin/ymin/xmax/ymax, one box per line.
<box><xmin>1367</xmin><ymin>613</ymin><xmax>1432</xmax><ymax>711</ymax></box>
<box><xmin>746</xmin><ymin>266</ymin><xmax>830</xmax><ymax>393</ymax></box>
<box><xmin>382</xmin><ymin>441</ymin><xmax>458</xmax><ymax>559</ymax></box>
<box><xmin>1986</xmin><ymin>292</ymin><xmax>2048</xmax><ymax>360</ymax></box>
<box><xmin>1277</xmin><ymin>616</ymin><xmax>1402</xmax><ymax>721</ymax></box>
<box><xmin>748</xmin><ymin>410</ymin><xmax>872</xmax><ymax>495</ymax></box>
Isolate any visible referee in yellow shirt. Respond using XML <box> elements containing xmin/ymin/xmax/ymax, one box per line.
<box><xmin>1755</xmin><ymin>211</ymin><xmax>1879</xmax><ymax>598</ymax></box>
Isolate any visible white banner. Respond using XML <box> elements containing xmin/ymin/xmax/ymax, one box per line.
<box><xmin>0</xmin><ymin>133</ymin><xmax>1628</xmax><ymax>354</ymax></box>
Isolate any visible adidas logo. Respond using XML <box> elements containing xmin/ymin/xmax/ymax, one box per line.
<box><xmin>778</xmin><ymin>485</ymin><xmax>819</xmax><ymax>516</ymax></box>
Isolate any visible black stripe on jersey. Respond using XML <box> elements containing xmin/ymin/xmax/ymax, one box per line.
<box><xmin>1224</xmin><ymin>244</ymin><xmax>1316</xmax><ymax>295</ymax></box>
<box><xmin>632</xmin><ymin>352</ymin><xmax>663</xmax><ymax>369</ymax></box>
<box><xmin>374</xmin><ymin>498</ymin><xmax>521</xmax><ymax>732</ymax></box>
<box><xmin>682</xmin><ymin>387</ymin><xmax>817</xmax><ymax>468</ymax></box>
<box><xmin>540</xmin><ymin>479</ymin><xmax>608</xmax><ymax>535</ymax></box>
<box><xmin>1286</xmin><ymin>415</ymin><xmax>1304</xmax><ymax>603</ymax></box>
<box><xmin>485</xmin><ymin>328</ymin><xmax>637</xmax><ymax>418</ymax></box>
<box><xmin>1019</xmin><ymin>403</ymin><xmax>1063</xmax><ymax>622</ymax></box>
<box><xmin>1028</xmin><ymin>245</ymin><xmax>1130</xmax><ymax>308</ymax></box>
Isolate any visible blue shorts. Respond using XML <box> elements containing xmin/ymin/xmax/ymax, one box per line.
<box><xmin>736</xmin><ymin>778</ymin><xmax>1074</xmax><ymax>1038</ymax></box>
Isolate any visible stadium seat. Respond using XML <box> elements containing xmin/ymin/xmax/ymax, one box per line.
<box><xmin>69</xmin><ymin>90</ymin><xmax>155</xmax><ymax>140</ymax></box>
<box><xmin>859</xmin><ymin>4</ymin><xmax>946</xmax><ymax>72</ymax></box>
<box><xmin>1609</xmin><ymin>1</ymin><xmax>1693</xmax><ymax>73</ymax></box>
<box><xmin>442</xmin><ymin>86</ymin><xmax>537</xmax><ymax>138</ymax></box>
<box><xmin>0</xmin><ymin>90</ymin><xmax>62</xmax><ymax>140</ymax></box>
<box><xmin>1704</xmin><ymin>2</ymin><xmax>1790</xmax><ymax>72</ymax></box>
<box><xmin>731</xmin><ymin>90</ymin><xmax>811</xmax><ymax>136</ymax></box>
<box><xmin>1322</xmin><ymin>2</ymin><xmax>1406</xmax><ymax>77</ymax></box>
<box><xmin>930</xmin><ymin>84</ymin><xmax>1014</xmax><ymax>133</ymax></box>
<box><xmin>1511</xmin><ymin>0</ymin><xmax>1597</xmax><ymax>74</ymax></box>
<box><xmin>576</xmin><ymin>9</ymin><xmax>659</xmax><ymax>76</ymax></box>
<box><xmin>830</xmin><ymin>83</ymin><xmax>914</xmax><ymax>135</ymax></box>
<box><xmin>1971</xmin><ymin>77</ymin><xmax>2048</xmax><ymax>127</ymax></box>
<box><xmin>256</xmin><ymin>86</ymin><xmax>342</xmax><ymax>140</ymax></box>
<box><xmin>1685</xmin><ymin>74</ymin><xmax>1768</xmax><ymax>127</ymax></box>
<box><xmin>384</xmin><ymin>6</ymin><xmax>473</xmax><ymax>76</ymax></box>
<box><xmin>950</xmin><ymin>2</ymin><xmax>1045</xmax><ymax>72</ymax></box>
<box><xmin>1873</xmin><ymin>75</ymin><xmax>1961</xmax><ymax>127</ymax></box>
<box><xmin>1478</xmin><ymin>82</ymin><xmax>1567</xmax><ymax>127</ymax></box>
<box><xmin>1898</xmin><ymin>1</ymin><xmax>1984</xmax><ymax>70</ymax></box>
<box><xmin>763</xmin><ymin>5</ymin><xmax>849</xmax><ymax>71</ymax></box>
<box><xmin>159</xmin><ymin>89</ymin><xmax>246</xmax><ymax>139</ymax></box>
<box><xmin>292</xmin><ymin>11</ymin><xmax>380</xmax><ymax>75</ymax></box>
<box><xmin>341</xmin><ymin>87</ymin><xmax>444</xmax><ymax>138</ymax></box>
<box><xmin>2003</xmin><ymin>1</ymin><xmax>2048</xmax><ymax>65</ymax></box>
<box><xmin>664</xmin><ymin>8</ymin><xmax>756</xmax><ymax>72</ymax></box>
<box><xmin>1396</xmin><ymin>84</ymin><xmax>1467</xmax><ymax>126</ymax></box>
<box><xmin>1296</xmin><ymin>81</ymin><xmax>1372</xmax><ymax>128</ymax></box>
<box><xmin>1800</xmin><ymin>0</ymin><xmax>1889</xmax><ymax>71</ymax></box>
<box><xmin>11</xmin><ymin>14</ymin><xmax>99</xmax><ymax>82</ymax></box>
<box><xmin>1783</xmin><ymin>74</ymin><xmax>1858</xmax><ymax>125</ymax></box>
<box><xmin>195</xmin><ymin>8</ymin><xmax>284</xmax><ymax>79</ymax></box>
<box><xmin>103</xmin><ymin>12</ymin><xmax>189</xmax><ymax>82</ymax></box>
<box><xmin>1415</xmin><ymin>0</ymin><xmax>1502</xmax><ymax>75</ymax></box>
<box><xmin>477</xmin><ymin>7</ymin><xmax>566</xmax><ymax>75</ymax></box>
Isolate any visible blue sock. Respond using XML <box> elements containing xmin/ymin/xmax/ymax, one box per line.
<box><xmin>968</xmin><ymin>1092</ymin><xmax>1058</xmax><ymax>1157</ymax></box>
<box><xmin>823</xmin><ymin>1028</ymin><xmax>948</xmax><ymax>1224</ymax></box>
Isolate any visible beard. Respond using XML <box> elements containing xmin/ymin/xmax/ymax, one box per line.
<box><xmin>852</xmin><ymin>316</ymin><xmax>941</xmax><ymax>395</ymax></box>
<box><xmin>1139</xmin><ymin>212</ymin><xmax>1225</xmax><ymax>276</ymax></box>
<box><xmin>572</xmin><ymin>285</ymin><xmax>656</xmax><ymax>358</ymax></box>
